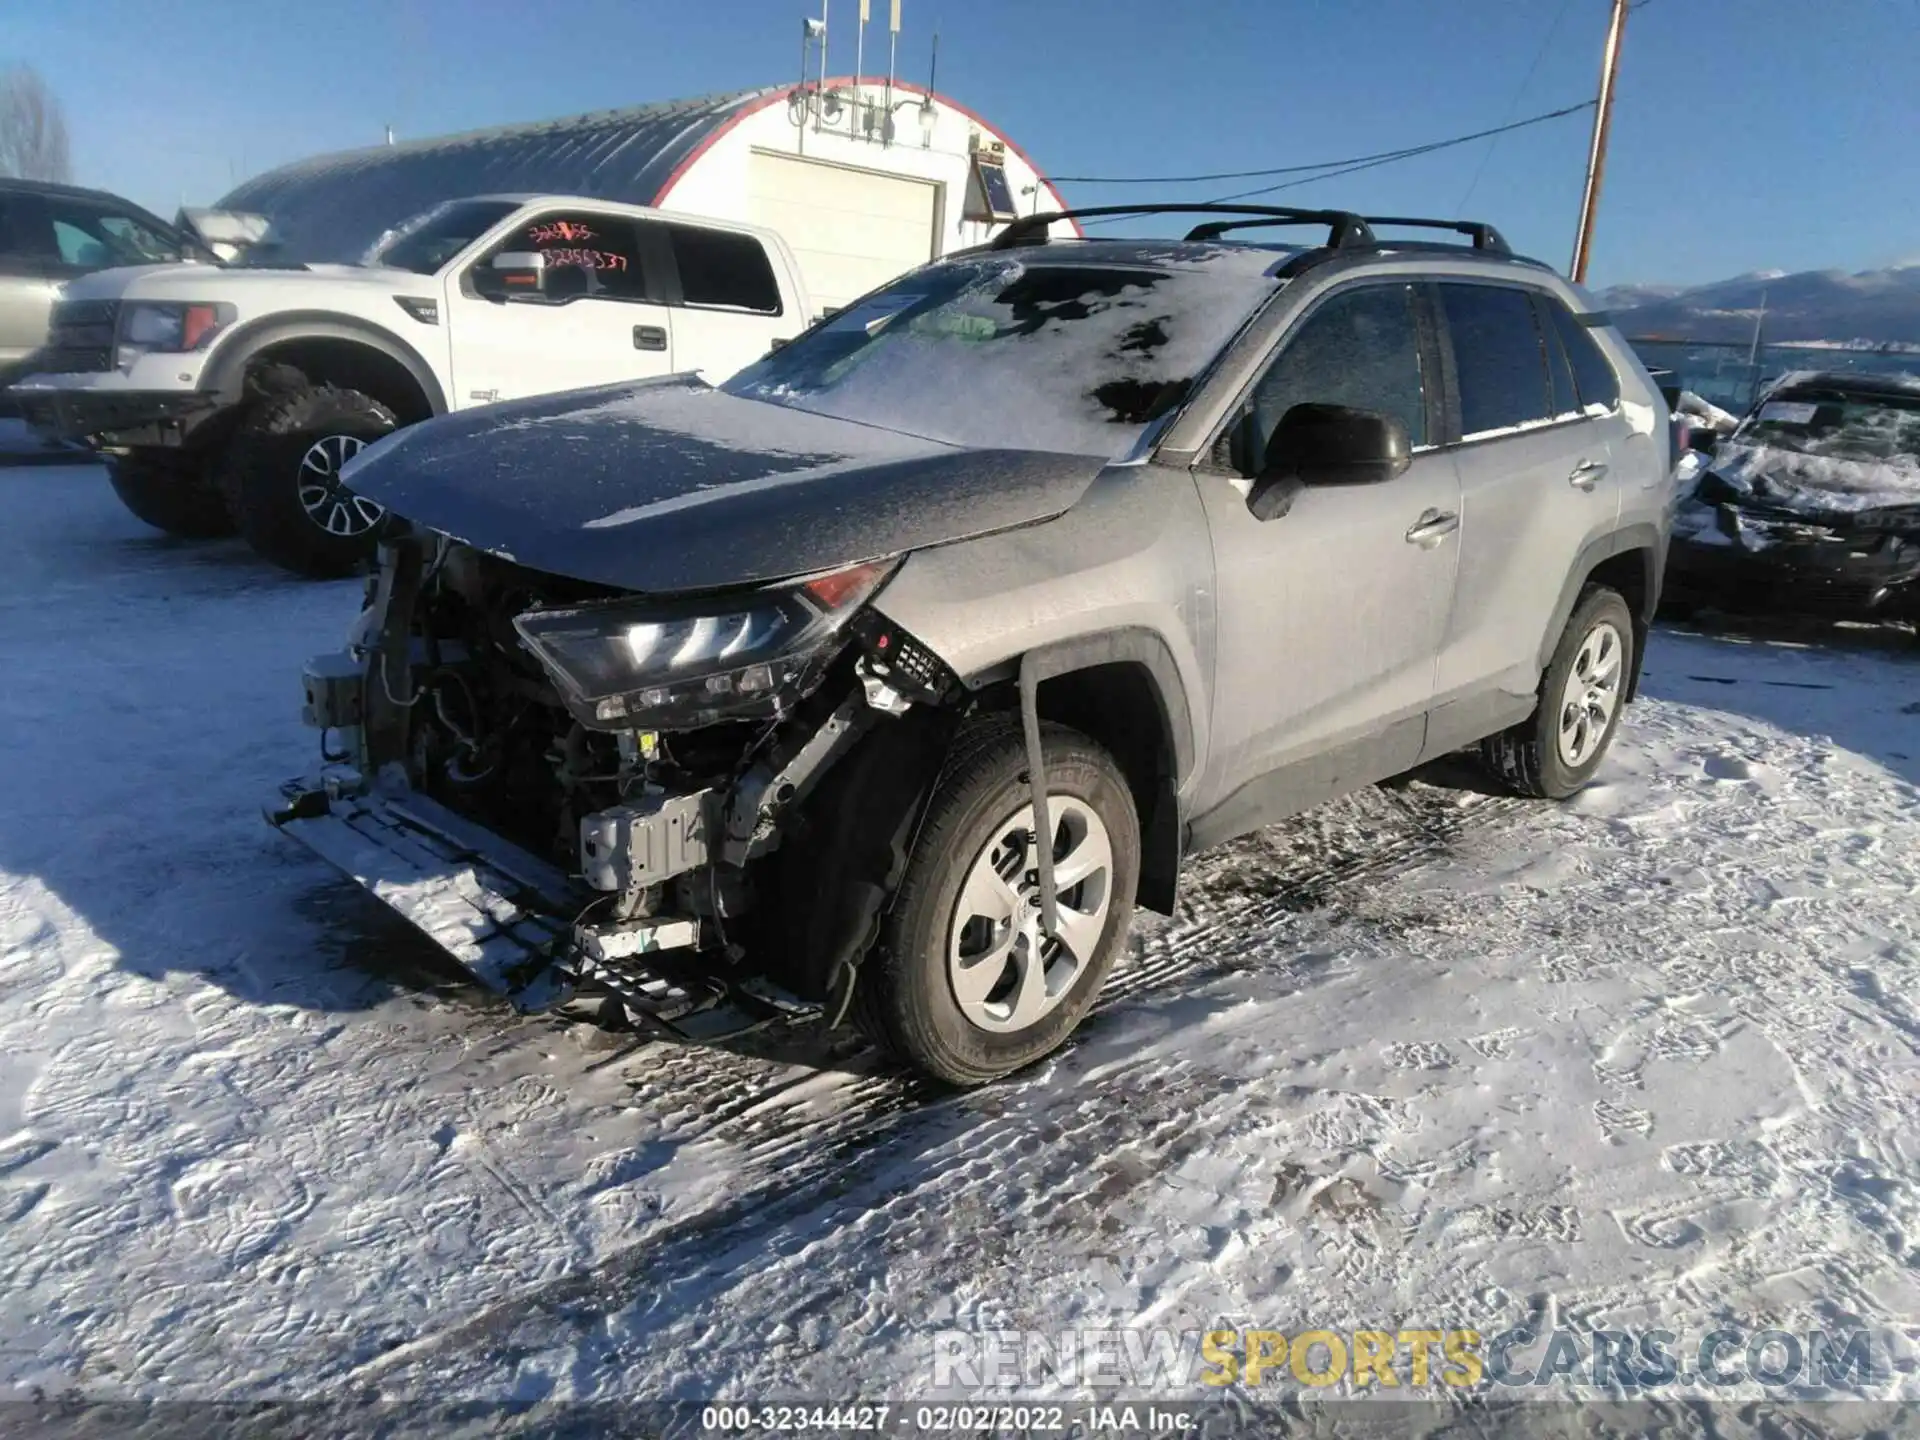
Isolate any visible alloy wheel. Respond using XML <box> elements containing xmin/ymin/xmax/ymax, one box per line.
<box><xmin>1557</xmin><ymin>619</ymin><xmax>1624</xmax><ymax>768</ymax></box>
<box><xmin>946</xmin><ymin>796</ymin><xmax>1114</xmax><ymax>1035</ymax></box>
<box><xmin>297</xmin><ymin>434</ymin><xmax>385</xmax><ymax>537</ymax></box>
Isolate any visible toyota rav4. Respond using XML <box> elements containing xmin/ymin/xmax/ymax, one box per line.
<box><xmin>269</xmin><ymin>204</ymin><xmax>1674</xmax><ymax>1085</ymax></box>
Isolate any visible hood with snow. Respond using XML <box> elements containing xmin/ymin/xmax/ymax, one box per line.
<box><xmin>340</xmin><ymin>375</ymin><xmax>1111</xmax><ymax>594</ymax></box>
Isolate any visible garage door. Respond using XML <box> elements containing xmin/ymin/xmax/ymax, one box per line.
<box><xmin>746</xmin><ymin>151</ymin><xmax>940</xmax><ymax>314</ymax></box>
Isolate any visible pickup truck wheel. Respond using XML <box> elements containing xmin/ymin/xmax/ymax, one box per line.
<box><xmin>858</xmin><ymin>719</ymin><xmax>1139</xmax><ymax>1086</ymax></box>
<box><xmin>225</xmin><ymin>386</ymin><xmax>398</xmax><ymax>578</ymax></box>
<box><xmin>105</xmin><ymin>451</ymin><xmax>235</xmax><ymax>539</ymax></box>
<box><xmin>1484</xmin><ymin>586</ymin><xmax>1635</xmax><ymax>799</ymax></box>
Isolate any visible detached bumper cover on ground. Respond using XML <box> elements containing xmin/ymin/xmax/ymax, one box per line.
<box><xmin>267</xmin><ymin>772</ymin><xmax>808</xmax><ymax>1040</ymax></box>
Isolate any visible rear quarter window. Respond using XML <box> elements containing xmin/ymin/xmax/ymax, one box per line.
<box><xmin>1544</xmin><ymin>297</ymin><xmax>1622</xmax><ymax>412</ymax></box>
<box><xmin>668</xmin><ymin>224</ymin><xmax>782</xmax><ymax>315</ymax></box>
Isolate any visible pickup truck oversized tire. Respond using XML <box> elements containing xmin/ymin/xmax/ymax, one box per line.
<box><xmin>1484</xmin><ymin>586</ymin><xmax>1636</xmax><ymax>800</ymax></box>
<box><xmin>858</xmin><ymin>718</ymin><xmax>1139</xmax><ymax>1086</ymax></box>
<box><xmin>225</xmin><ymin>386</ymin><xmax>398</xmax><ymax>578</ymax></box>
<box><xmin>105</xmin><ymin>451</ymin><xmax>235</xmax><ymax>539</ymax></box>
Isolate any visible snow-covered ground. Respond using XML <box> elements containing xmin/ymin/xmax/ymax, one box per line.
<box><xmin>2</xmin><ymin>465</ymin><xmax>1919</xmax><ymax>1413</ymax></box>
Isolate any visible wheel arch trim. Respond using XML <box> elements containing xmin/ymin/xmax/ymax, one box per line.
<box><xmin>1003</xmin><ymin>626</ymin><xmax>1195</xmax><ymax>915</ymax></box>
<box><xmin>200</xmin><ymin>312</ymin><xmax>448</xmax><ymax>416</ymax></box>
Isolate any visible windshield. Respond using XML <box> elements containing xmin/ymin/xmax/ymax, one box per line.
<box><xmin>371</xmin><ymin>198</ymin><xmax>522</xmax><ymax>275</ymax></box>
<box><xmin>1736</xmin><ymin>389</ymin><xmax>1920</xmax><ymax>462</ymax></box>
<box><xmin>1716</xmin><ymin>387</ymin><xmax>1920</xmax><ymax>512</ymax></box>
<box><xmin>723</xmin><ymin>251</ymin><xmax>1278</xmax><ymax>457</ymax></box>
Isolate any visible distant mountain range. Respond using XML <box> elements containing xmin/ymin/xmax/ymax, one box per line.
<box><xmin>1597</xmin><ymin>264</ymin><xmax>1920</xmax><ymax>348</ymax></box>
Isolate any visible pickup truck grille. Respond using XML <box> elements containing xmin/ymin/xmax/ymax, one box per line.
<box><xmin>38</xmin><ymin>300</ymin><xmax>120</xmax><ymax>374</ymax></box>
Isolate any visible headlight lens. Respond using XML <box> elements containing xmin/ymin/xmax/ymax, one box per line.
<box><xmin>116</xmin><ymin>302</ymin><xmax>234</xmax><ymax>369</ymax></box>
<box><xmin>513</xmin><ymin>558</ymin><xmax>897</xmax><ymax>729</ymax></box>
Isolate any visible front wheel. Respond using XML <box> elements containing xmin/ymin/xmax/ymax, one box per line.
<box><xmin>859</xmin><ymin>720</ymin><xmax>1140</xmax><ymax>1086</ymax></box>
<box><xmin>1483</xmin><ymin>586</ymin><xmax>1636</xmax><ymax>799</ymax></box>
<box><xmin>225</xmin><ymin>385</ymin><xmax>398</xmax><ymax>578</ymax></box>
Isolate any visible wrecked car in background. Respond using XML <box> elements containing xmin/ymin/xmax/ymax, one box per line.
<box><xmin>269</xmin><ymin>203</ymin><xmax>1672</xmax><ymax>1085</ymax></box>
<box><xmin>1664</xmin><ymin>371</ymin><xmax>1920</xmax><ymax>622</ymax></box>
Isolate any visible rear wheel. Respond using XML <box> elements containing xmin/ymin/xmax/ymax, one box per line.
<box><xmin>225</xmin><ymin>385</ymin><xmax>398</xmax><ymax>577</ymax></box>
<box><xmin>858</xmin><ymin>720</ymin><xmax>1139</xmax><ymax>1086</ymax></box>
<box><xmin>1483</xmin><ymin>586</ymin><xmax>1635</xmax><ymax>799</ymax></box>
<box><xmin>105</xmin><ymin>450</ymin><xmax>234</xmax><ymax>538</ymax></box>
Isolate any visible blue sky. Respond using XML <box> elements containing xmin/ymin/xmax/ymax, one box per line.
<box><xmin>11</xmin><ymin>0</ymin><xmax>1919</xmax><ymax>288</ymax></box>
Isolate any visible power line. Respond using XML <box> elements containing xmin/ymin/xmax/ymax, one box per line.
<box><xmin>1077</xmin><ymin>100</ymin><xmax>1596</xmax><ymax>226</ymax></box>
<box><xmin>1458</xmin><ymin>0</ymin><xmax>1576</xmax><ymax>210</ymax></box>
<box><xmin>1054</xmin><ymin>100</ymin><xmax>1595</xmax><ymax>189</ymax></box>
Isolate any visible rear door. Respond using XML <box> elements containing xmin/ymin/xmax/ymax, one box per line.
<box><xmin>445</xmin><ymin>206</ymin><xmax>676</xmax><ymax>407</ymax></box>
<box><xmin>657</xmin><ymin>219</ymin><xmax>790</xmax><ymax>383</ymax></box>
<box><xmin>745</xmin><ymin>150</ymin><xmax>940</xmax><ymax>315</ymax></box>
<box><xmin>1424</xmin><ymin>280</ymin><xmax>1625</xmax><ymax>754</ymax></box>
<box><xmin>1192</xmin><ymin>280</ymin><xmax>1462</xmax><ymax>840</ymax></box>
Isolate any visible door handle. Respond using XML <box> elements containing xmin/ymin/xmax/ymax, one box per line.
<box><xmin>1569</xmin><ymin>459</ymin><xmax>1609</xmax><ymax>490</ymax></box>
<box><xmin>1404</xmin><ymin>509</ymin><xmax>1460</xmax><ymax>548</ymax></box>
<box><xmin>633</xmin><ymin>324</ymin><xmax>668</xmax><ymax>352</ymax></box>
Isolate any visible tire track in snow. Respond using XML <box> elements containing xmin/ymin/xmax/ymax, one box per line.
<box><xmin>333</xmin><ymin>778</ymin><xmax>1527</xmax><ymax>1388</ymax></box>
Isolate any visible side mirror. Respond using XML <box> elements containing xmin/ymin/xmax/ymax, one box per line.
<box><xmin>488</xmin><ymin>250</ymin><xmax>548</xmax><ymax>298</ymax></box>
<box><xmin>1249</xmin><ymin>403</ymin><xmax>1411</xmax><ymax>521</ymax></box>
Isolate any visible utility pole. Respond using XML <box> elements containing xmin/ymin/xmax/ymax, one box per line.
<box><xmin>1569</xmin><ymin>0</ymin><xmax>1629</xmax><ymax>284</ymax></box>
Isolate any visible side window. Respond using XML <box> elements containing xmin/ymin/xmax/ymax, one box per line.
<box><xmin>1440</xmin><ymin>283</ymin><xmax>1552</xmax><ymax>438</ymax></box>
<box><xmin>47</xmin><ymin>202</ymin><xmax>177</xmax><ymax>268</ymax></box>
<box><xmin>1226</xmin><ymin>283</ymin><xmax>1427</xmax><ymax>472</ymax></box>
<box><xmin>666</xmin><ymin>224</ymin><xmax>782</xmax><ymax>314</ymax></box>
<box><xmin>482</xmin><ymin>210</ymin><xmax>651</xmax><ymax>303</ymax></box>
<box><xmin>53</xmin><ymin>219</ymin><xmax>112</xmax><ymax>268</ymax></box>
<box><xmin>1545</xmin><ymin>298</ymin><xmax>1622</xmax><ymax>412</ymax></box>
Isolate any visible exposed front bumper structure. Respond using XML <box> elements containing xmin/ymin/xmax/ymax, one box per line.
<box><xmin>11</xmin><ymin>386</ymin><xmax>220</xmax><ymax>449</ymax></box>
<box><xmin>267</xmin><ymin>771</ymin><xmax>816</xmax><ymax>1041</ymax></box>
<box><xmin>1665</xmin><ymin>503</ymin><xmax>1920</xmax><ymax>619</ymax></box>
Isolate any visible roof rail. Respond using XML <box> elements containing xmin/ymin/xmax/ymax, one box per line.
<box><xmin>1361</xmin><ymin>216</ymin><xmax>1512</xmax><ymax>254</ymax></box>
<box><xmin>991</xmin><ymin>203</ymin><xmax>1378</xmax><ymax>252</ymax></box>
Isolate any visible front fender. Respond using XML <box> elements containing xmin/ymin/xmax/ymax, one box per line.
<box><xmin>199</xmin><ymin>310</ymin><xmax>448</xmax><ymax>414</ymax></box>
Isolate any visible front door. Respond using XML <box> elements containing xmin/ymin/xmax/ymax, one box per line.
<box><xmin>1193</xmin><ymin>280</ymin><xmax>1462</xmax><ymax>845</ymax></box>
<box><xmin>1426</xmin><ymin>282</ymin><xmax>1626</xmax><ymax>749</ymax></box>
<box><xmin>445</xmin><ymin>207</ymin><xmax>676</xmax><ymax>408</ymax></box>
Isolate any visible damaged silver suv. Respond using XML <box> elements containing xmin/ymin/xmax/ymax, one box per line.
<box><xmin>272</xmin><ymin>204</ymin><xmax>1674</xmax><ymax>1085</ymax></box>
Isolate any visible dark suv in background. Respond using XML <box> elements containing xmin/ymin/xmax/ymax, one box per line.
<box><xmin>0</xmin><ymin>178</ymin><xmax>197</xmax><ymax>393</ymax></box>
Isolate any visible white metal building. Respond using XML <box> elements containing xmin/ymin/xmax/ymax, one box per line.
<box><xmin>220</xmin><ymin>79</ymin><xmax>1077</xmax><ymax>312</ymax></box>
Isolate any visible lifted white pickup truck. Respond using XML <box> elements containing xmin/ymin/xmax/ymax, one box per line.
<box><xmin>11</xmin><ymin>195</ymin><xmax>811</xmax><ymax>575</ymax></box>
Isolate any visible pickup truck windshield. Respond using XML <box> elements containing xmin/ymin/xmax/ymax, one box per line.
<box><xmin>372</xmin><ymin>199</ymin><xmax>522</xmax><ymax>275</ymax></box>
<box><xmin>724</xmin><ymin>252</ymin><xmax>1277</xmax><ymax>457</ymax></box>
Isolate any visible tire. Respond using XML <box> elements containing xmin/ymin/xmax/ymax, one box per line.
<box><xmin>224</xmin><ymin>386</ymin><xmax>398</xmax><ymax>578</ymax></box>
<box><xmin>858</xmin><ymin>718</ymin><xmax>1140</xmax><ymax>1086</ymax></box>
<box><xmin>105</xmin><ymin>450</ymin><xmax>235</xmax><ymax>539</ymax></box>
<box><xmin>1483</xmin><ymin>586</ymin><xmax>1636</xmax><ymax>800</ymax></box>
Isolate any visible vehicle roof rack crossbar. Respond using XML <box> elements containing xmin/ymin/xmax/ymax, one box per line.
<box><xmin>989</xmin><ymin>203</ymin><xmax>1377</xmax><ymax>251</ymax></box>
<box><xmin>1182</xmin><ymin>214</ymin><xmax>1378</xmax><ymax>247</ymax></box>
<box><xmin>1361</xmin><ymin>216</ymin><xmax>1511</xmax><ymax>254</ymax></box>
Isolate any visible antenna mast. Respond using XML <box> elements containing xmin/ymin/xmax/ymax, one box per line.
<box><xmin>886</xmin><ymin>0</ymin><xmax>900</xmax><ymax>146</ymax></box>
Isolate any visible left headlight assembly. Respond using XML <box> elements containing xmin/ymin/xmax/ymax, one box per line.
<box><xmin>513</xmin><ymin>557</ymin><xmax>899</xmax><ymax>730</ymax></box>
<box><xmin>116</xmin><ymin>301</ymin><xmax>236</xmax><ymax>371</ymax></box>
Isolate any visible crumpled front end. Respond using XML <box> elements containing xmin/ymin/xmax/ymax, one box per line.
<box><xmin>269</xmin><ymin>527</ymin><xmax>963</xmax><ymax>1037</ymax></box>
<box><xmin>1666</xmin><ymin>476</ymin><xmax>1920</xmax><ymax>618</ymax></box>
